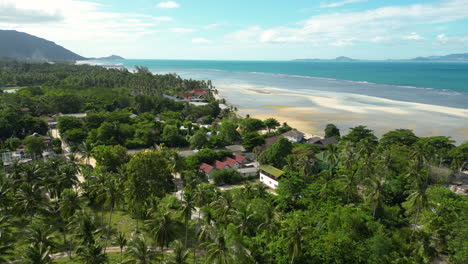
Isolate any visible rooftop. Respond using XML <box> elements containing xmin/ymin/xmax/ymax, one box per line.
<box><xmin>259</xmin><ymin>164</ymin><xmax>285</xmax><ymax>179</ymax></box>
<box><xmin>282</xmin><ymin>129</ymin><xmax>305</xmax><ymax>139</ymax></box>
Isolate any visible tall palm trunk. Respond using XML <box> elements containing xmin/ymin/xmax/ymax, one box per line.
<box><xmin>104</xmin><ymin>203</ymin><xmax>114</xmax><ymax>253</ymax></box>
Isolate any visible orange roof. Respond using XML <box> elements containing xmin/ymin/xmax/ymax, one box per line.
<box><xmin>200</xmin><ymin>163</ymin><xmax>215</xmax><ymax>174</ymax></box>
<box><xmin>234</xmin><ymin>153</ymin><xmax>246</xmax><ymax>163</ymax></box>
<box><xmin>214</xmin><ymin>160</ymin><xmax>230</xmax><ymax>170</ymax></box>
<box><xmin>223</xmin><ymin>157</ymin><xmax>238</xmax><ymax>167</ymax></box>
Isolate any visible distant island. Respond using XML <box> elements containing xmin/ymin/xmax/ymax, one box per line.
<box><xmin>294</xmin><ymin>56</ymin><xmax>357</xmax><ymax>62</ymax></box>
<box><xmin>408</xmin><ymin>53</ymin><xmax>468</xmax><ymax>61</ymax></box>
<box><xmin>0</xmin><ymin>30</ymin><xmax>123</xmax><ymax>61</ymax></box>
<box><xmin>91</xmin><ymin>55</ymin><xmax>125</xmax><ymax>60</ymax></box>
<box><xmin>295</xmin><ymin>53</ymin><xmax>468</xmax><ymax>62</ymax></box>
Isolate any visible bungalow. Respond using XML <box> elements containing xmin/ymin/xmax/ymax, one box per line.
<box><xmin>282</xmin><ymin>129</ymin><xmax>305</xmax><ymax>143</ymax></box>
<box><xmin>238</xmin><ymin>167</ymin><xmax>259</xmax><ymax>178</ymax></box>
<box><xmin>259</xmin><ymin>165</ymin><xmax>285</xmax><ymax>189</ymax></box>
<box><xmin>200</xmin><ymin>163</ymin><xmax>216</xmax><ymax>178</ymax></box>
<box><xmin>314</xmin><ymin>137</ymin><xmax>339</xmax><ymax>149</ymax></box>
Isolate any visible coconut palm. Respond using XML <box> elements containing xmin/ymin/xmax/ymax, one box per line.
<box><xmin>71</xmin><ymin>212</ymin><xmax>100</xmax><ymax>246</ymax></box>
<box><xmin>79</xmin><ymin>142</ymin><xmax>95</xmax><ymax>165</ymax></box>
<box><xmin>0</xmin><ymin>216</ymin><xmax>13</xmax><ymax>262</ymax></box>
<box><xmin>103</xmin><ymin>176</ymin><xmax>123</xmax><ymax>252</ymax></box>
<box><xmin>24</xmin><ymin>223</ymin><xmax>56</xmax><ymax>250</ymax></box>
<box><xmin>22</xmin><ymin>243</ymin><xmax>52</xmax><ymax>264</ymax></box>
<box><xmin>125</xmin><ymin>236</ymin><xmax>155</xmax><ymax>264</ymax></box>
<box><xmin>15</xmin><ymin>182</ymin><xmax>45</xmax><ymax>222</ymax></box>
<box><xmin>76</xmin><ymin>243</ymin><xmax>108</xmax><ymax>264</ymax></box>
<box><xmin>283</xmin><ymin>224</ymin><xmax>309</xmax><ymax>264</ymax></box>
<box><xmin>179</xmin><ymin>190</ymin><xmax>195</xmax><ymax>247</ymax></box>
<box><xmin>116</xmin><ymin>232</ymin><xmax>127</xmax><ymax>262</ymax></box>
<box><xmin>145</xmin><ymin>212</ymin><xmax>180</xmax><ymax>250</ymax></box>
<box><xmin>201</xmin><ymin>233</ymin><xmax>235</xmax><ymax>264</ymax></box>
<box><xmin>168</xmin><ymin>240</ymin><xmax>190</xmax><ymax>264</ymax></box>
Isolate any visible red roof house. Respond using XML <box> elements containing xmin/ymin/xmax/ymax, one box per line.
<box><xmin>200</xmin><ymin>163</ymin><xmax>215</xmax><ymax>174</ymax></box>
<box><xmin>234</xmin><ymin>153</ymin><xmax>247</xmax><ymax>164</ymax></box>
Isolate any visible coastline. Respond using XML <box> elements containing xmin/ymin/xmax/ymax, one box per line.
<box><xmin>77</xmin><ymin>60</ymin><xmax>468</xmax><ymax>143</ymax></box>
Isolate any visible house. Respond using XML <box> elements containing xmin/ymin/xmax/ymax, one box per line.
<box><xmin>282</xmin><ymin>129</ymin><xmax>305</xmax><ymax>143</ymax></box>
<box><xmin>225</xmin><ymin>145</ymin><xmax>246</xmax><ymax>154</ymax></box>
<box><xmin>199</xmin><ymin>154</ymin><xmax>250</xmax><ymax>178</ymax></box>
<box><xmin>238</xmin><ymin>167</ymin><xmax>259</xmax><ymax>178</ymax></box>
<box><xmin>259</xmin><ymin>165</ymin><xmax>285</xmax><ymax>189</ymax></box>
<box><xmin>314</xmin><ymin>137</ymin><xmax>339</xmax><ymax>149</ymax></box>
<box><xmin>234</xmin><ymin>153</ymin><xmax>247</xmax><ymax>164</ymax></box>
<box><xmin>200</xmin><ymin>163</ymin><xmax>216</xmax><ymax>178</ymax></box>
<box><xmin>306</xmin><ymin>137</ymin><xmax>322</xmax><ymax>144</ymax></box>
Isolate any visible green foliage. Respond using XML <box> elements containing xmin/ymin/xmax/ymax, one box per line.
<box><xmin>324</xmin><ymin>123</ymin><xmax>340</xmax><ymax>139</ymax></box>
<box><xmin>57</xmin><ymin>116</ymin><xmax>83</xmax><ymax>134</ymax></box>
<box><xmin>239</xmin><ymin>118</ymin><xmax>265</xmax><ymax>133</ymax></box>
<box><xmin>259</xmin><ymin>137</ymin><xmax>293</xmax><ymax>168</ymax></box>
<box><xmin>92</xmin><ymin>145</ymin><xmax>128</xmax><ymax>172</ymax></box>
<box><xmin>4</xmin><ymin>137</ymin><xmax>21</xmax><ymax>151</ymax></box>
<box><xmin>264</xmin><ymin>118</ymin><xmax>280</xmax><ymax>133</ymax></box>
<box><xmin>380</xmin><ymin>129</ymin><xmax>419</xmax><ymax>148</ymax></box>
<box><xmin>342</xmin><ymin>125</ymin><xmax>378</xmax><ymax>144</ymax></box>
<box><xmin>23</xmin><ymin>136</ymin><xmax>46</xmax><ymax>157</ymax></box>
<box><xmin>212</xmin><ymin>169</ymin><xmax>242</xmax><ymax>185</ymax></box>
<box><xmin>242</xmin><ymin>131</ymin><xmax>265</xmax><ymax>151</ymax></box>
<box><xmin>218</xmin><ymin>121</ymin><xmax>241</xmax><ymax>145</ymax></box>
<box><xmin>449</xmin><ymin>141</ymin><xmax>468</xmax><ymax>170</ymax></box>
<box><xmin>190</xmin><ymin>129</ymin><xmax>208</xmax><ymax>149</ymax></box>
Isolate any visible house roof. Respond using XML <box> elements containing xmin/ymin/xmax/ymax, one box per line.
<box><xmin>307</xmin><ymin>137</ymin><xmax>322</xmax><ymax>144</ymax></box>
<box><xmin>190</xmin><ymin>89</ymin><xmax>207</xmax><ymax>94</ymax></box>
<box><xmin>200</xmin><ymin>163</ymin><xmax>215</xmax><ymax>174</ymax></box>
<box><xmin>319</xmin><ymin>137</ymin><xmax>338</xmax><ymax>146</ymax></box>
<box><xmin>282</xmin><ymin>129</ymin><xmax>305</xmax><ymax>139</ymax></box>
<box><xmin>259</xmin><ymin>165</ymin><xmax>285</xmax><ymax>179</ymax></box>
<box><xmin>214</xmin><ymin>160</ymin><xmax>230</xmax><ymax>170</ymax></box>
<box><xmin>264</xmin><ymin>134</ymin><xmax>282</xmax><ymax>146</ymax></box>
<box><xmin>234</xmin><ymin>153</ymin><xmax>246</xmax><ymax>163</ymax></box>
<box><xmin>225</xmin><ymin>145</ymin><xmax>246</xmax><ymax>153</ymax></box>
<box><xmin>223</xmin><ymin>157</ymin><xmax>238</xmax><ymax>167</ymax></box>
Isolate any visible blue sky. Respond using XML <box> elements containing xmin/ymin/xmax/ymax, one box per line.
<box><xmin>1</xmin><ymin>0</ymin><xmax>468</xmax><ymax>59</ymax></box>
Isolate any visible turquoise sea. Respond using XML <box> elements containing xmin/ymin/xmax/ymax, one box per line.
<box><xmin>83</xmin><ymin>59</ymin><xmax>468</xmax><ymax>142</ymax></box>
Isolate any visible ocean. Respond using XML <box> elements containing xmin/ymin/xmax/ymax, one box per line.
<box><xmin>83</xmin><ymin>59</ymin><xmax>468</xmax><ymax>142</ymax></box>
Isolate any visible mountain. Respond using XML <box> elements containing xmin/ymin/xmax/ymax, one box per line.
<box><xmin>0</xmin><ymin>30</ymin><xmax>85</xmax><ymax>61</ymax></box>
<box><xmin>410</xmin><ymin>53</ymin><xmax>468</xmax><ymax>61</ymax></box>
<box><xmin>294</xmin><ymin>56</ymin><xmax>357</xmax><ymax>61</ymax></box>
<box><xmin>93</xmin><ymin>55</ymin><xmax>124</xmax><ymax>60</ymax></box>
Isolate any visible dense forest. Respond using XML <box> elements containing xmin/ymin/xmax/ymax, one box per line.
<box><xmin>0</xmin><ymin>60</ymin><xmax>467</xmax><ymax>264</ymax></box>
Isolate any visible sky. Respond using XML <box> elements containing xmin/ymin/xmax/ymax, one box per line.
<box><xmin>1</xmin><ymin>0</ymin><xmax>468</xmax><ymax>60</ymax></box>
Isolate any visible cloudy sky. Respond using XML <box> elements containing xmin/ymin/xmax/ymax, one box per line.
<box><xmin>1</xmin><ymin>0</ymin><xmax>468</xmax><ymax>60</ymax></box>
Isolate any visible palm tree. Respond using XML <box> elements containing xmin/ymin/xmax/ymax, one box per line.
<box><xmin>76</xmin><ymin>243</ymin><xmax>108</xmax><ymax>264</ymax></box>
<box><xmin>22</xmin><ymin>243</ymin><xmax>52</xmax><ymax>264</ymax></box>
<box><xmin>0</xmin><ymin>216</ymin><xmax>13</xmax><ymax>262</ymax></box>
<box><xmin>125</xmin><ymin>236</ymin><xmax>155</xmax><ymax>264</ymax></box>
<box><xmin>16</xmin><ymin>182</ymin><xmax>45</xmax><ymax>222</ymax></box>
<box><xmin>146</xmin><ymin>212</ymin><xmax>180</xmax><ymax>250</ymax></box>
<box><xmin>116</xmin><ymin>232</ymin><xmax>127</xmax><ymax>262</ymax></box>
<box><xmin>71</xmin><ymin>212</ymin><xmax>100</xmax><ymax>246</ymax></box>
<box><xmin>79</xmin><ymin>142</ymin><xmax>95</xmax><ymax>165</ymax></box>
<box><xmin>201</xmin><ymin>233</ymin><xmax>234</xmax><ymax>264</ymax></box>
<box><xmin>168</xmin><ymin>240</ymin><xmax>190</xmax><ymax>264</ymax></box>
<box><xmin>211</xmin><ymin>192</ymin><xmax>234</xmax><ymax>225</ymax></box>
<box><xmin>103</xmin><ymin>176</ymin><xmax>123</xmax><ymax>252</ymax></box>
<box><xmin>283</xmin><ymin>224</ymin><xmax>308</xmax><ymax>264</ymax></box>
<box><xmin>25</xmin><ymin>223</ymin><xmax>56</xmax><ymax>250</ymax></box>
<box><xmin>179</xmin><ymin>190</ymin><xmax>195</xmax><ymax>248</ymax></box>
<box><xmin>366</xmin><ymin>173</ymin><xmax>385</xmax><ymax>219</ymax></box>
<box><xmin>404</xmin><ymin>168</ymin><xmax>429</xmax><ymax>227</ymax></box>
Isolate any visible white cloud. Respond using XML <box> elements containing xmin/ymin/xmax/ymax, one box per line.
<box><xmin>153</xmin><ymin>16</ymin><xmax>173</xmax><ymax>21</ymax></box>
<box><xmin>192</xmin><ymin>38</ymin><xmax>211</xmax><ymax>43</ymax></box>
<box><xmin>402</xmin><ymin>32</ymin><xmax>424</xmax><ymax>40</ymax></box>
<box><xmin>331</xmin><ymin>39</ymin><xmax>354</xmax><ymax>46</ymax></box>
<box><xmin>320</xmin><ymin>0</ymin><xmax>368</xmax><ymax>8</ymax></box>
<box><xmin>157</xmin><ymin>1</ymin><xmax>180</xmax><ymax>8</ymax></box>
<box><xmin>227</xmin><ymin>0</ymin><xmax>468</xmax><ymax>47</ymax></box>
<box><xmin>371</xmin><ymin>36</ymin><xmax>391</xmax><ymax>43</ymax></box>
<box><xmin>204</xmin><ymin>24</ymin><xmax>220</xmax><ymax>29</ymax></box>
<box><xmin>169</xmin><ymin>27</ymin><xmax>195</xmax><ymax>33</ymax></box>
<box><xmin>437</xmin><ymin>33</ymin><xmax>468</xmax><ymax>44</ymax></box>
<box><xmin>0</xmin><ymin>0</ymin><xmax>173</xmax><ymax>57</ymax></box>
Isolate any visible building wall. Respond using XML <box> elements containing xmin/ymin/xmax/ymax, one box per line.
<box><xmin>260</xmin><ymin>172</ymin><xmax>279</xmax><ymax>189</ymax></box>
<box><xmin>285</xmin><ymin>136</ymin><xmax>301</xmax><ymax>143</ymax></box>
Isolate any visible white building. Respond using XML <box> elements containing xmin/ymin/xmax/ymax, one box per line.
<box><xmin>259</xmin><ymin>165</ymin><xmax>285</xmax><ymax>189</ymax></box>
<box><xmin>282</xmin><ymin>129</ymin><xmax>305</xmax><ymax>143</ymax></box>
